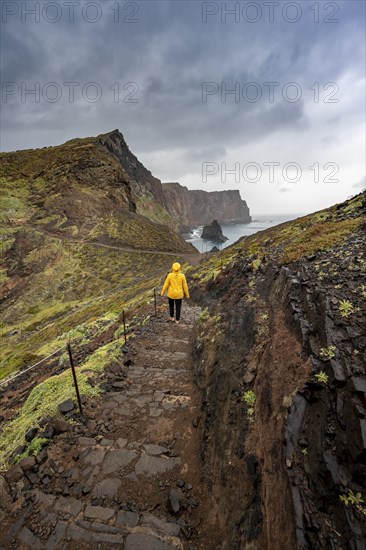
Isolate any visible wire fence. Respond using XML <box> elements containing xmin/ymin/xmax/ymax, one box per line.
<box><xmin>0</xmin><ymin>347</ymin><xmax>64</xmax><ymax>389</ymax></box>
<box><xmin>0</xmin><ymin>290</ymin><xmax>161</xmax><ymax>413</ymax></box>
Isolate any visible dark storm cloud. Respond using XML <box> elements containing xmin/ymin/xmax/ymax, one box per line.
<box><xmin>0</xmin><ymin>0</ymin><xmax>365</xmax><ymax>212</ymax></box>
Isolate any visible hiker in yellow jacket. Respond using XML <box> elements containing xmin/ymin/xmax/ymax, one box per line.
<box><xmin>161</xmin><ymin>262</ymin><xmax>190</xmax><ymax>324</ymax></box>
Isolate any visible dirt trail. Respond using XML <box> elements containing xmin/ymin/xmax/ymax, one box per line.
<box><xmin>23</xmin><ymin>223</ymin><xmax>201</xmax><ymax>263</ymax></box>
<box><xmin>1</xmin><ymin>303</ymin><xmax>223</xmax><ymax>550</ymax></box>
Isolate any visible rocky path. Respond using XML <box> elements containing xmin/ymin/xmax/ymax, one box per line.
<box><xmin>1</xmin><ymin>304</ymin><xmax>222</xmax><ymax>550</ymax></box>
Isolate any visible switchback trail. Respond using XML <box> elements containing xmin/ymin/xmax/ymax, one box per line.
<box><xmin>1</xmin><ymin>303</ymin><xmax>223</xmax><ymax>550</ymax></box>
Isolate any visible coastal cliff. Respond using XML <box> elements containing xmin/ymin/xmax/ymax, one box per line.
<box><xmin>162</xmin><ymin>181</ymin><xmax>251</xmax><ymax>228</ymax></box>
<box><xmin>191</xmin><ymin>192</ymin><xmax>366</xmax><ymax>549</ymax></box>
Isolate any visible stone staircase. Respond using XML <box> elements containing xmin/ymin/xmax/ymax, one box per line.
<box><xmin>1</xmin><ymin>304</ymin><xmax>222</xmax><ymax>550</ymax></box>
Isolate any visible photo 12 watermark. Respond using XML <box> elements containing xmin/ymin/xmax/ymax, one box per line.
<box><xmin>201</xmin><ymin>1</ymin><xmax>340</xmax><ymax>24</ymax></box>
<box><xmin>202</xmin><ymin>161</ymin><xmax>340</xmax><ymax>184</ymax></box>
<box><xmin>1</xmin><ymin>81</ymin><xmax>140</xmax><ymax>104</ymax></box>
<box><xmin>1</xmin><ymin>1</ymin><xmax>140</xmax><ymax>24</ymax></box>
<box><xmin>202</xmin><ymin>81</ymin><xmax>339</xmax><ymax>104</ymax></box>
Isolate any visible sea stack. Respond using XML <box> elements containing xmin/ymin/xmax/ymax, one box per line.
<box><xmin>201</xmin><ymin>220</ymin><xmax>228</xmax><ymax>243</ymax></box>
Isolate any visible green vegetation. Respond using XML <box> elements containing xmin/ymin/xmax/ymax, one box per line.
<box><xmin>243</xmin><ymin>390</ymin><xmax>256</xmax><ymax>422</ymax></box>
<box><xmin>280</xmin><ymin>218</ymin><xmax>361</xmax><ymax>264</ymax></box>
<box><xmin>14</xmin><ymin>437</ymin><xmax>49</xmax><ymax>463</ymax></box>
<box><xmin>314</xmin><ymin>371</ymin><xmax>329</xmax><ymax>384</ymax></box>
<box><xmin>190</xmin><ymin>193</ymin><xmax>364</xmax><ymax>295</ymax></box>
<box><xmin>136</xmin><ymin>196</ymin><xmax>176</xmax><ymax>230</ymax></box>
<box><xmin>252</xmin><ymin>258</ymin><xmax>262</xmax><ymax>271</ymax></box>
<box><xmin>339</xmin><ymin>300</ymin><xmax>355</xmax><ymax>318</ymax></box>
<box><xmin>340</xmin><ymin>490</ymin><xmax>366</xmax><ymax>517</ymax></box>
<box><xmin>199</xmin><ymin>308</ymin><xmax>210</xmax><ymax>323</ymax></box>
<box><xmin>0</xmin><ymin>338</ymin><xmax>125</xmax><ymax>468</ymax></box>
<box><xmin>0</xmin><ymin>231</ymin><xmax>182</xmax><ymax>380</ymax></box>
<box><xmin>319</xmin><ymin>346</ymin><xmax>336</xmax><ymax>360</ymax></box>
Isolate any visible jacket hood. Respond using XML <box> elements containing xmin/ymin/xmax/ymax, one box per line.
<box><xmin>172</xmin><ymin>262</ymin><xmax>181</xmax><ymax>272</ymax></box>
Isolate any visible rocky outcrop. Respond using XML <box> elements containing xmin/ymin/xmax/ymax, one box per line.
<box><xmin>191</xmin><ymin>193</ymin><xmax>366</xmax><ymax>549</ymax></box>
<box><xmin>97</xmin><ymin>129</ymin><xmax>166</xmax><ymax>208</ymax></box>
<box><xmin>162</xmin><ymin>182</ymin><xmax>251</xmax><ymax>228</ymax></box>
<box><xmin>201</xmin><ymin>220</ymin><xmax>228</xmax><ymax>243</ymax></box>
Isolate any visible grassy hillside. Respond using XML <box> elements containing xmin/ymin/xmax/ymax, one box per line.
<box><xmin>189</xmin><ymin>193</ymin><xmax>365</xmax><ymax>284</ymax></box>
<box><xmin>0</xmin><ymin>135</ymin><xmax>196</xmax><ymax>382</ymax></box>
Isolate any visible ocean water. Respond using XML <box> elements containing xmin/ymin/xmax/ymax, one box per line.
<box><xmin>186</xmin><ymin>214</ymin><xmax>304</xmax><ymax>252</ymax></box>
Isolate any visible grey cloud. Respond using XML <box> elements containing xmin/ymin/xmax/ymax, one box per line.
<box><xmin>0</xmin><ymin>0</ymin><xmax>364</xmax><ymax>214</ymax></box>
<box><xmin>353</xmin><ymin>176</ymin><xmax>366</xmax><ymax>190</ymax></box>
<box><xmin>183</xmin><ymin>147</ymin><xmax>227</xmax><ymax>163</ymax></box>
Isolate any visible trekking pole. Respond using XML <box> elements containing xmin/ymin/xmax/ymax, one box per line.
<box><xmin>67</xmin><ymin>343</ymin><xmax>83</xmax><ymax>414</ymax></box>
<box><xmin>122</xmin><ymin>310</ymin><xmax>127</xmax><ymax>344</ymax></box>
<box><xmin>154</xmin><ymin>288</ymin><xmax>157</xmax><ymax>316</ymax></box>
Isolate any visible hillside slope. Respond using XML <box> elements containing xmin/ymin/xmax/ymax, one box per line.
<box><xmin>190</xmin><ymin>192</ymin><xmax>366</xmax><ymax>549</ymax></box>
<box><xmin>0</xmin><ymin>132</ymin><xmax>196</xmax><ymax>381</ymax></box>
<box><xmin>0</xmin><ymin>129</ymin><xmax>184</xmax><ymax>244</ymax></box>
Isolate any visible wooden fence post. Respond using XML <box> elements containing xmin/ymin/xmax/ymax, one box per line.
<box><xmin>122</xmin><ymin>310</ymin><xmax>127</xmax><ymax>344</ymax></box>
<box><xmin>67</xmin><ymin>343</ymin><xmax>83</xmax><ymax>414</ymax></box>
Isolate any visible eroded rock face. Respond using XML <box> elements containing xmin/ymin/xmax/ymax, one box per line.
<box><xmin>192</xmin><ymin>212</ymin><xmax>366</xmax><ymax>549</ymax></box>
<box><xmin>98</xmin><ymin>129</ymin><xmax>166</xmax><ymax>208</ymax></box>
<box><xmin>162</xmin><ymin>182</ymin><xmax>251</xmax><ymax>228</ymax></box>
<box><xmin>201</xmin><ymin>219</ymin><xmax>228</xmax><ymax>243</ymax></box>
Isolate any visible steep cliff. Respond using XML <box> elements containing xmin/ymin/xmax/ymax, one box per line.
<box><xmin>162</xmin><ymin>182</ymin><xmax>251</xmax><ymax>228</ymax></box>
<box><xmin>97</xmin><ymin>129</ymin><xmax>165</xmax><ymax>206</ymax></box>
<box><xmin>191</xmin><ymin>192</ymin><xmax>366</xmax><ymax>549</ymax></box>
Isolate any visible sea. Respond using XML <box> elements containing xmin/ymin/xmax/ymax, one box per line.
<box><xmin>185</xmin><ymin>214</ymin><xmax>304</xmax><ymax>253</ymax></box>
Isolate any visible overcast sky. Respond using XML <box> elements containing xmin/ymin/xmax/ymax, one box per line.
<box><xmin>1</xmin><ymin>0</ymin><xmax>365</xmax><ymax>214</ymax></box>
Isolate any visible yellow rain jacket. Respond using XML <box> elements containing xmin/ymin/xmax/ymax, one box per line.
<box><xmin>161</xmin><ymin>262</ymin><xmax>190</xmax><ymax>300</ymax></box>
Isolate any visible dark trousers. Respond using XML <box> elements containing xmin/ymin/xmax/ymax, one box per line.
<box><xmin>169</xmin><ymin>298</ymin><xmax>182</xmax><ymax>321</ymax></box>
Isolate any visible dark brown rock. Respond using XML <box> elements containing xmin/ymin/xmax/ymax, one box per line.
<box><xmin>58</xmin><ymin>399</ymin><xmax>75</xmax><ymax>414</ymax></box>
<box><xmin>125</xmin><ymin>533</ymin><xmax>178</xmax><ymax>550</ymax></box>
<box><xmin>25</xmin><ymin>428</ymin><xmax>38</xmax><ymax>442</ymax></box>
<box><xmin>50</xmin><ymin>417</ymin><xmax>70</xmax><ymax>434</ymax></box>
<box><xmin>18</xmin><ymin>456</ymin><xmax>36</xmax><ymax>473</ymax></box>
<box><xmin>201</xmin><ymin>220</ymin><xmax>228</xmax><ymax>244</ymax></box>
<box><xmin>167</xmin><ymin>489</ymin><xmax>181</xmax><ymax>514</ymax></box>
<box><xmin>4</xmin><ymin>464</ymin><xmax>24</xmax><ymax>483</ymax></box>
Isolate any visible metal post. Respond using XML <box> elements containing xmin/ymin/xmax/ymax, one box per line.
<box><xmin>67</xmin><ymin>343</ymin><xmax>83</xmax><ymax>414</ymax></box>
<box><xmin>154</xmin><ymin>288</ymin><xmax>157</xmax><ymax>316</ymax></box>
<box><xmin>122</xmin><ymin>310</ymin><xmax>127</xmax><ymax>344</ymax></box>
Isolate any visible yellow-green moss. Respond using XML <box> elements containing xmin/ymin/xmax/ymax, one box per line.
<box><xmin>280</xmin><ymin>218</ymin><xmax>361</xmax><ymax>264</ymax></box>
<box><xmin>0</xmin><ymin>337</ymin><xmax>125</xmax><ymax>468</ymax></box>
